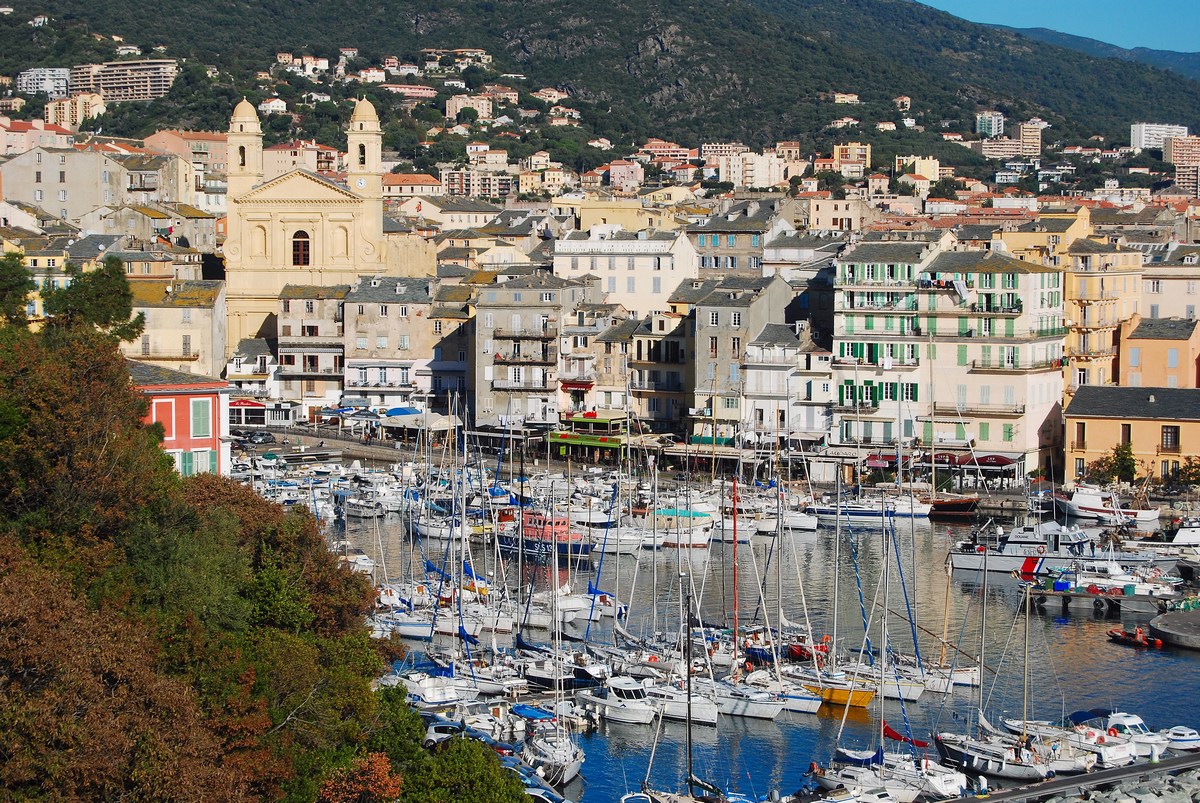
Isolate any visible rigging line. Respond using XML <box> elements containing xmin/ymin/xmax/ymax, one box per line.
<box><xmin>845</xmin><ymin>516</ymin><xmax>875</xmax><ymax>662</ymax></box>
<box><xmin>888</xmin><ymin>516</ymin><xmax>926</xmax><ymax>671</ymax></box>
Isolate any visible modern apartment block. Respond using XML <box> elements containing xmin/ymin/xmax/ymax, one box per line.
<box><xmin>1131</xmin><ymin>122</ymin><xmax>1189</xmax><ymax>151</ymax></box>
<box><xmin>70</xmin><ymin>59</ymin><xmax>178</xmax><ymax>102</ymax></box>
<box><xmin>16</xmin><ymin>67</ymin><xmax>69</xmax><ymax>98</ymax></box>
<box><xmin>975</xmin><ymin>110</ymin><xmax>1006</xmax><ymax>137</ymax></box>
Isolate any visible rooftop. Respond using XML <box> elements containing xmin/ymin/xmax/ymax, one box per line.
<box><xmin>1065</xmin><ymin>386</ymin><xmax>1200</xmax><ymax>421</ymax></box>
<box><xmin>1129</xmin><ymin>317</ymin><xmax>1200</xmax><ymax>341</ymax></box>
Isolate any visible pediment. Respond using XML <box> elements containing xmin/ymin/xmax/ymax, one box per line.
<box><xmin>235</xmin><ymin>170</ymin><xmax>361</xmax><ymax>204</ymax></box>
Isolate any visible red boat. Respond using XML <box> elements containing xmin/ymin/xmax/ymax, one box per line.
<box><xmin>1107</xmin><ymin>626</ymin><xmax>1163</xmax><ymax>649</ymax></box>
<box><xmin>787</xmin><ymin>635</ymin><xmax>831</xmax><ymax>663</ymax></box>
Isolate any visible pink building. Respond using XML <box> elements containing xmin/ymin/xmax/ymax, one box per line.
<box><xmin>129</xmin><ymin>360</ymin><xmax>232</xmax><ymax>477</ymax></box>
<box><xmin>607</xmin><ymin>159</ymin><xmax>644</xmax><ymax>191</ymax></box>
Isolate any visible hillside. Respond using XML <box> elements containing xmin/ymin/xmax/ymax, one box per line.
<box><xmin>15</xmin><ymin>0</ymin><xmax>1200</xmax><ymax>145</ymax></box>
<box><xmin>998</xmin><ymin>26</ymin><xmax>1200</xmax><ymax>84</ymax></box>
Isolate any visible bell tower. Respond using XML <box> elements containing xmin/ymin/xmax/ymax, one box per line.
<box><xmin>345</xmin><ymin>97</ymin><xmax>382</xmax><ymax>200</ymax></box>
<box><xmin>227</xmin><ymin>98</ymin><xmax>263</xmax><ymax>199</ymax></box>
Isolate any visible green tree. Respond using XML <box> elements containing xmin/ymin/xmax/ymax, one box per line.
<box><xmin>927</xmin><ymin>177</ymin><xmax>959</xmax><ymax>200</ymax></box>
<box><xmin>0</xmin><ymin>251</ymin><xmax>33</xmax><ymax>326</ymax></box>
<box><xmin>400</xmin><ymin>739</ymin><xmax>525</xmax><ymax>803</ymax></box>
<box><xmin>41</xmin><ymin>256</ymin><xmax>144</xmax><ymax>342</ymax></box>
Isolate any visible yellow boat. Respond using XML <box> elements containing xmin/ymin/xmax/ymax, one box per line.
<box><xmin>801</xmin><ymin>683</ymin><xmax>876</xmax><ymax>708</ymax></box>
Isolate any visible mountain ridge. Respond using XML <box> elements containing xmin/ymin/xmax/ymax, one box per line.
<box><xmin>994</xmin><ymin>25</ymin><xmax>1200</xmax><ymax>83</ymax></box>
<box><xmin>22</xmin><ymin>0</ymin><xmax>1200</xmax><ymax>145</ymax></box>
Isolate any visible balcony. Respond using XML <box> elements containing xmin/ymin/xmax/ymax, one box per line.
<box><xmin>492</xmin><ymin>326</ymin><xmax>558</xmax><ymax>339</ymax></box>
<box><xmin>346</xmin><ymin>379</ymin><xmax>414</xmax><ymax>389</ymax></box>
<box><xmin>839</xmin><ymin>277</ymin><xmax>918</xmax><ymax>290</ymax></box>
<box><xmin>494</xmin><ymin>350</ymin><xmax>557</xmax><ymax>365</ymax></box>
<box><xmin>831</xmin><ymin>401</ymin><xmax>880</xmax><ymax>414</ymax></box>
<box><xmin>279</xmin><ymin>333</ymin><xmax>345</xmax><ymax>348</ymax></box>
<box><xmin>932</xmin><ymin>402</ymin><xmax>1026</xmax><ymax>417</ymax></box>
<box><xmin>280</xmin><ymin>366</ymin><xmax>342</xmax><ymax>378</ymax></box>
<box><xmin>1158</xmin><ymin>443</ymin><xmax>1182</xmax><ymax>455</ymax></box>
<box><xmin>493</xmin><ymin>379</ymin><xmax>552</xmax><ymax>392</ymax></box>
<box><xmin>1070</xmin><ymin>440</ymin><xmax>1086</xmax><ymax>451</ymax></box>
<box><xmin>741</xmin><ymin>353</ymin><xmax>800</xmax><ymax>366</ymax></box>
<box><xmin>1075</xmin><ymin>290</ymin><xmax>1118</xmax><ymax>302</ymax></box>
<box><xmin>839</xmin><ymin>300</ymin><xmax>919</xmax><ymax>312</ymax></box>
<box><xmin>1066</xmin><ymin>347</ymin><xmax>1117</xmax><ymax>359</ymax></box>
<box><xmin>134</xmin><ymin>350</ymin><xmax>200</xmax><ymax>362</ymax></box>
<box><xmin>918</xmin><ymin>278</ymin><xmax>977</xmax><ymax>290</ymax></box>
<box><xmin>969</xmin><ymin>358</ymin><xmax>1063</xmax><ymax>373</ymax></box>
<box><xmin>969</xmin><ymin>301</ymin><xmax>1023</xmax><ymax>316</ymax></box>
<box><xmin>832</xmin><ymin>356</ymin><xmax>920</xmax><ymax>370</ymax></box>
<box><xmin>1075</xmin><ymin>319</ymin><xmax>1117</xmax><ymax>330</ymax></box>
<box><xmin>629</xmin><ymin>356</ymin><xmax>687</xmax><ymax>366</ymax></box>
<box><xmin>630</xmin><ymin>379</ymin><xmax>684</xmax><ymax>392</ymax></box>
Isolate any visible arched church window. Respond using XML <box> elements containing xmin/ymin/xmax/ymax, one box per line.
<box><xmin>358</xmin><ymin>143</ymin><xmax>366</xmax><ymax>166</ymax></box>
<box><xmin>239</xmin><ymin>145</ymin><xmax>246</xmax><ymax>168</ymax></box>
<box><xmin>292</xmin><ymin>231</ymin><xmax>311</xmax><ymax>266</ymax></box>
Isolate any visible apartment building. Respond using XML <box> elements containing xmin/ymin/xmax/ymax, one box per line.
<box><xmin>1131</xmin><ymin>122</ymin><xmax>1189</xmax><ymax>151</ymax></box>
<box><xmin>625</xmin><ymin>311</ymin><xmax>692</xmax><ymax>430</ymax></box>
<box><xmin>673</xmin><ymin>275</ymin><xmax>793</xmax><ymax>443</ymax></box>
<box><xmin>557</xmin><ymin>302</ymin><xmax>628</xmax><ymax>415</ymax></box>
<box><xmin>553</xmin><ymin>226</ymin><xmax>698</xmax><ymax>317</ymax></box>
<box><xmin>276</xmin><ymin>285</ymin><xmax>350</xmax><ymax>416</ymax></box>
<box><xmin>688</xmin><ymin>199</ymin><xmax>795</xmax><ymax>276</ymax></box>
<box><xmin>123</xmin><ymin>280</ymin><xmax>227</xmax><ymax>378</ymax></box>
<box><xmin>16</xmin><ymin>67</ymin><xmax>69</xmax><ymax>97</ymax></box>
<box><xmin>342</xmin><ymin>276</ymin><xmax>436</xmax><ymax>408</ymax></box>
<box><xmin>1117</xmin><ymin>316</ymin><xmax>1200</xmax><ymax>389</ymax></box>
<box><xmin>741</xmin><ymin>322</ymin><xmax>833</xmax><ymax>448</ymax></box>
<box><xmin>473</xmin><ymin>273</ymin><xmax>599</xmax><ymax>426</ymax></box>
<box><xmin>445</xmin><ymin>94</ymin><xmax>493</xmax><ymax>120</ymax></box>
<box><xmin>69</xmin><ymin>59</ymin><xmax>178</xmax><ymax>102</ymax></box>
<box><xmin>831</xmin><ymin>242</ymin><xmax>1066</xmax><ymax>474</ymax></box>
<box><xmin>975</xmin><ymin>110</ymin><xmax>1005</xmax><ymax>137</ymax></box>
<box><xmin>1164</xmin><ymin>135</ymin><xmax>1200</xmax><ymax>195</ymax></box>
<box><xmin>0</xmin><ymin>118</ymin><xmax>73</xmax><ymax>154</ymax></box>
<box><xmin>1064</xmin><ymin>386</ymin><xmax>1200</xmax><ymax>482</ymax></box>
<box><xmin>43</xmin><ymin>93</ymin><xmax>105</xmax><ymax>129</ymax></box>
<box><xmin>1064</xmin><ymin>237</ymin><xmax>1143</xmax><ymax>392</ymax></box>
<box><xmin>1141</xmin><ymin>250</ymin><xmax>1200</xmax><ymax>320</ymax></box>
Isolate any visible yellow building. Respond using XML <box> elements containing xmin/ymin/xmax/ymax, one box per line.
<box><xmin>1064</xmin><ymin>385</ymin><xmax>1200</xmax><ymax>481</ymax></box>
<box><xmin>551</xmin><ymin>196</ymin><xmax>682</xmax><ymax>232</ymax></box>
<box><xmin>1117</xmin><ymin>315</ymin><xmax>1200</xmax><ymax>388</ymax></box>
<box><xmin>222</xmin><ymin>98</ymin><xmax>435</xmax><ymax>351</ymax></box>
<box><xmin>1063</xmin><ymin>237</ymin><xmax>1143</xmax><ymax>392</ymax></box>
<box><xmin>995</xmin><ymin>205</ymin><xmax>1091</xmax><ymax>266</ymax></box>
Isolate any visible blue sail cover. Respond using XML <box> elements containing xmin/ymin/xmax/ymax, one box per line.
<box><xmin>458</xmin><ymin>626</ymin><xmax>480</xmax><ymax>645</ymax></box>
<box><xmin>424</xmin><ymin>560</ymin><xmax>451</xmax><ymax>580</ymax></box>
<box><xmin>835</xmin><ymin>747</ymin><xmax>884</xmax><ymax>767</ymax></box>
<box><xmin>463</xmin><ymin>561</ymin><xmax>487</xmax><ymax>582</ymax></box>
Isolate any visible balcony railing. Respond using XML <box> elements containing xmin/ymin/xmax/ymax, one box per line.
<box><xmin>932</xmin><ymin>402</ymin><xmax>1026</xmax><ymax>417</ymax></box>
<box><xmin>832</xmin><ymin>356</ymin><xmax>920</xmax><ymax>369</ymax></box>
<box><xmin>839</xmin><ymin>277</ymin><xmax>918</xmax><ymax>289</ymax></box>
<box><xmin>346</xmin><ymin>379</ymin><xmax>415</xmax><ymax>389</ymax></box>
<box><xmin>493</xmin><ymin>379</ymin><xmax>552</xmax><ymax>391</ymax></box>
<box><xmin>279</xmin><ymin>366</ymin><xmax>342</xmax><ymax>377</ymax></box>
<box><xmin>492</xmin><ymin>326</ymin><xmax>558</xmax><ymax>339</ymax></box>
<box><xmin>970</xmin><ymin>302</ymin><xmax>1023</xmax><ymax>316</ymax></box>
<box><xmin>831</xmin><ymin>401</ymin><xmax>880</xmax><ymax>413</ymax></box>
<box><xmin>1070</xmin><ymin>440</ymin><xmax>1086</xmax><ymax>451</ymax></box>
<box><xmin>1066</xmin><ymin>347</ymin><xmax>1117</xmax><ymax>359</ymax></box>
<box><xmin>969</xmin><ymin>358</ymin><xmax>1064</xmax><ymax>372</ymax></box>
<box><xmin>1075</xmin><ymin>290</ymin><xmax>1118</xmax><ymax>302</ymax></box>
<box><xmin>630</xmin><ymin>379</ymin><xmax>684</xmax><ymax>392</ymax></box>
<box><xmin>279</xmin><ymin>333</ymin><xmax>345</xmax><ymax>347</ymax></box>
<box><xmin>494</xmin><ymin>351</ymin><xmax>556</xmax><ymax>364</ymax></box>
<box><xmin>134</xmin><ymin>350</ymin><xmax>200</xmax><ymax>362</ymax></box>
<box><xmin>559</xmin><ymin>371</ymin><xmax>597</xmax><ymax>383</ymax></box>
<box><xmin>1158</xmin><ymin>443</ymin><xmax>1182</xmax><ymax>455</ymax></box>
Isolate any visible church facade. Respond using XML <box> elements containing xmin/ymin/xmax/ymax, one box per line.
<box><xmin>222</xmin><ymin>97</ymin><xmax>435</xmax><ymax>349</ymax></box>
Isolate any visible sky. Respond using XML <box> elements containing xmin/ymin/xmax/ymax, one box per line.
<box><xmin>918</xmin><ymin>0</ymin><xmax>1200</xmax><ymax>53</ymax></box>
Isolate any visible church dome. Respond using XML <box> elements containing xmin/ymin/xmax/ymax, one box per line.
<box><xmin>350</xmin><ymin>97</ymin><xmax>379</xmax><ymax>124</ymax></box>
<box><xmin>232</xmin><ymin>97</ymin><xmax>259</xmax><ymax>122</ymax></box>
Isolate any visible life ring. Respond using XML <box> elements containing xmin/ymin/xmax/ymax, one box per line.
<box><xmin>648</xmin><ymin>655</ymin><xmax>658</xmax><ymax>663</ymax></box>
<box><xmin>1036</xmin><ymin>546</ymin><xmax>1046</xmax><ymax>555</ymax></box>
<box><xmin>823</xmin><ymin>634</ymin><xmax>832</xmax><ymax>644</ymax></box>
<box><xmin>1108</xmin><ymin>728</ymin><xmax>1119</xmax><ymax>737</ymax></box>
<box><xmin>745</xmin><ymin>660</ymin><xmax>754</xmax><ymax>673</ymax></box>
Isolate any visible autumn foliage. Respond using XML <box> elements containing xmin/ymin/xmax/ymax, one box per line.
<box><xmin>0</xmin><ymin>263</ymin><xmax>526</xmax><ymax>802</ymax></box>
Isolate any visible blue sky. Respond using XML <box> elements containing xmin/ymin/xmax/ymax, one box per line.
<box><xmin>919</xmin><ymin>0</ymin><xmax>1200</xmax><ymax>52</ymax></box>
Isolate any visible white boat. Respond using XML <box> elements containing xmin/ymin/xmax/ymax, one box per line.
<box><xmin>813</xmin><ymin>759</ymin><xmax>923</xmax><ymax>803</ymax></box>
<box><xmin>933</xmin><ymin>731</ymin><xmax>1053</xmax><ymax>781</ymax></box>
<box><xmin>1000</xmin><ymin>717</ymin><xmax>1137</xmax><ymax>768</ymax></box>
<box><xmin>1096</xmin><ymin>712</ymin><xmax>1171</xmax><ymax>758</ymax></box>
<box><xmin>879</xmin><ymin>752</ymin><xmax>969</xmax><ymax>800</ymax></box>
<box><xmin>947</xmin><ymin>520</ymin><xmax>1170</xmax><ymax>574</ymax></box>
<box><xmin>1052</xmin><ymin>483</ymin><xmax>1161</xmax><ymax>523</ymax></box>
<box><xmin>692</xmin><ymin>677</ymin><xmax>785</xmax><ymax>719</ymax></box>
<box><xmin>589</xmin><ymin>525</ymin><xmax>645</xmax><ymax>554</ymax></box>
<box><xmin>1160</xmin><ymin>725</ymin><xmax>1200</xmax><ymax>751</ymax></box>
<box><xmin>575</xmin><ymin>676</ymin><xmax>658</xmax><ymax>724</ymax></box>
<box><xmin>742</xmin><ymin>669</ymin><xmax>822</xmax><ymax>713</ymax></box>
<box><xmin>641</xmin><ymin>679</ymin><xmax>720</xmax><ymax>725</ymax></box>
<box><xmin>399</xmin><ymin>671</ymin><xmax>479</xmax><ymax>710</ymax></box>
<box><xmin>522</xmin><ymin>726</ymin><xmax>585</xmax><ymax>786</ymax></box>
<box><xmin>782</xmin><ymin>509</ymin><xmax>819</xmax><ymax>531</ymax></box>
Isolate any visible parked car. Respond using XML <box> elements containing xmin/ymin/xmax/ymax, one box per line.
<box><xmin>247</xmin><ymin>431</ymin><xmax>276</xmax><ymax>445</ymax></box>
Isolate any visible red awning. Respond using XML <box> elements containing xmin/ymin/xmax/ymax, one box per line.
<box><xmin>230</xmin><ymin>399</ymin><xmax>266</xmax><ymax>408</ymax></box>
<box><xmin>959</xmin><ymin>453</ymin><xmax>1015</xmax><ymax>467</ymax></box>
<box><xmin>560</xmin><ymin>381</ymin><xmax>594</xmax><ymax>390</ymax></box>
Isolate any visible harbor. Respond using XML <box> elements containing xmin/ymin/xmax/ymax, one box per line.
<box><xmin>235</xmin><ymin>430</ymin><xmax>1200</xmax><ymax>803</ymax></box>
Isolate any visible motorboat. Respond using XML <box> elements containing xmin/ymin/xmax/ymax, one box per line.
<box><xmin>812</xmin><ymin>758</ymin><xmax>923</xmax><ymax>803</ymax></box>
<box><xmin>575</xmin><ymin>676</ymin><xmax>658</xmax><ymax>725</ymax></box>
<box><xmin>1000</xmin><ymin>716</ymin><xmax>1137</xmax><ymax>768</ymax></box>
<box><xmin>1052</xmin><ymin>483</ymin><xmax>1161</xmax><ymax>524</ymax></box>
<box><xmin>498</xmin><ymin>510</ymin><xmax>593</xmax><ymax>560</ymax></box>
<box><xmin>947</xmin><ymin>520</ymin><xmax>1170</xmax><ymax>575</ymax></box>
<box><xmin>1083</xmin><ymin>711</ymin><xmax>1170</xmax><ymax>758</ymax></box>
<box><xmin>1160</xmin><ymin>725</ymin><xmax>1200</xmax><ymax>751</ymax></box>
<box><xmin>692</xmin><ymin>677</ymin><xmax>785</xmax><ymax>719</ymax></box>
<box><xmin>641</xmin><ymin>679</ymin><xmax>720</xmax><ymax>725</ymax></box>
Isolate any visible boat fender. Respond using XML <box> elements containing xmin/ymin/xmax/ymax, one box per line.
<box><xmin>648</xmin><ymin>655</ymin><xmax>658</xmax><ymax>663</ymax></box>
<box><xmin>1108</xmin><ymin>728</ymin><xmax>1119</xmax><ymax>737</ymax></box>
<box><xmin>823</xmin><ymin>634</ymin><xmax>832</xmax><ymax>644</ymax></box>
<box><xmin>976</xmin><ymin>545</ymin><xmax>986</xmax><ymax>554</ymax></box>
<box><xmin>745</xmin><ymin>660</ymin><xmax>754</xmax><ymax>673</ymax></box>
<box><xmin>1085</xmin><ymin>730</ymin><xmax>1097</xmax><ymax>739</ymax></box>
<box><xmin>1097</xmin><ymin>736</ymin><xmax>1106</xmax><ymax>744</ymax></box>
<box><xmin>1036</xmin><ymin>546</ymin><xmax>1046</xmax><ymax>555</ymax></box>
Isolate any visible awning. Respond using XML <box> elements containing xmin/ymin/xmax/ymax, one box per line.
<box><xmin>914</xmin><ymin>452</ymin><xmax>959</xmax><ymax>466</ymax></box>
<box><xmin>230</xmin><ymin>399</ymin><xmax>266</xmax><ymax>408</ymax></box>
<box><xmin>959</xmin><ymin>453</ymin><xmax>1016</xmax><ymax>468</ymax></box>
<box><xmin>385</xmin><ymin>406</ymin><xmax>422</xmax><ymax>416</ymax></box>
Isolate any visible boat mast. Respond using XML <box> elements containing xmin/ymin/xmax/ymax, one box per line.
<box><xmin>684</xmin><ymin>572</ymin><xmax>695</xmax><ymax>799</ymax></box>
<box><xmin>732</xmin><ymin>476</ymin><xmax>740</xmax><ymax>674</ymax></box>
<box><xmin>832</xmin><ymin>468</ymin><xmax>842</xmax><ymax>671</ymax></box>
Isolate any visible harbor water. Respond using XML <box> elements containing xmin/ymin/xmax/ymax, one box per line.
<box><xmin>342</xmin><ymin>511</ymin><xmax>1200</xmax><ymax>802</ymax></box>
